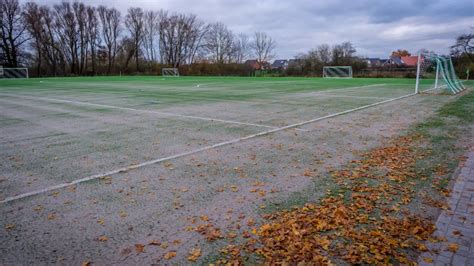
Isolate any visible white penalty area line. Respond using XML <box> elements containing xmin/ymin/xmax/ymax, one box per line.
<box><xmin>0</xmin><ymin>94</ymin><xmax>308</xmax><ymax>132</ymax></box>
<box><xmin>0</xmin><ymin>92</ymin><xmax>418</xmax><ymax>204</ymax></box>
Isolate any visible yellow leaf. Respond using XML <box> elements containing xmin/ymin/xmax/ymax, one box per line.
<box><xmin>164</xmin><ymin>251</ymin><xmax>176</xmax><ymax>260</ymax></box>
<box><xmin>447</xmin><ymin>243</ymin><xmax>459</xmax><ymax>252</ymax></box>
<box><xmin>5</xmin><ymin>224</ymin><xmax>15</xmax><ymax>230</ymax></box>
<box><xmin>187</xmin><ymin>248</ymin><xmax>201</xmax><ymax>262</ymax></box>
<box><xmin>98</xmin><ymin>236</ymin><xmax>108</xmax><ymax>242</ymax></box>
<box><xmin>423</xmin><ymin>257</ymin><xmax>434</xmax><ymax>263</ymax></box>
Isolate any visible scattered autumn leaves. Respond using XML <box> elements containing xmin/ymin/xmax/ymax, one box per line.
<box><xmin>209</xmin><ymin>135</ymin><xmax>455</xmax><ymax>264</ymax></box>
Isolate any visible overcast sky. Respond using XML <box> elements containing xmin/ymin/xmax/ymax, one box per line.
<box><xmin>30</xmin><ymin>0</ymin><xmax>474</xmax><ymax>59</ymax></box>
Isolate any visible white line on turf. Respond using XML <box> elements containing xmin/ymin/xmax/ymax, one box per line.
<box><xmin>308</xmin><ymin>84</ymin><xmax>388</xmax><ymax>95</ymax></box>
<box><xmin>0</xmin><ymin>92</ymin><xmax>417</xmax><ymax>204</ymax></box>
<box><xmin>0</xmin><ymin>94</ymin><xmax>309</xmax><ymax>132</ymax></box>
<box><xmin>313</xmin><ymin>94</ymin><xmax>389</xmax><ymax>100</ymax></box>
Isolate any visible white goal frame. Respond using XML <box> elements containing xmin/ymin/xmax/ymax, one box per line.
<box><xmin>0</xmin><ymin>67</ymin><xmax>29</xmax><ymax>79</ymax></box>
<box><xmin>323</xmin><ymin>66</ymin><xmax>353</xmax><ymax>78</ymax></box>
<box><xmin>415</xmin><ymin>52</ymin><xmax>465</xmax><ymax>94</ymax></box>
<box><xmin>162</xmin><ymin>68</ymin><xmax>179</xmax><ymax>77</ymax></box>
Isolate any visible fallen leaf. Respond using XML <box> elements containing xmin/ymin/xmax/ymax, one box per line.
<box><xmin>5</xmin><ymin>224</ymin><xmax>15</xmax><ymax>230</ymax></box>
<box><xmin>447</xmin><ymin>243</ymin><xmax>459</xmax><ymax>252</ymax></box>
<box><xmin>423</xmin><ymin>257</ymin><xmax>434</xmax><ymax>263</ymax></box>
<box><xmin>135</xmin><ymin>244</ymin><xmax>145</xmax><ymax>254</ymax></box>
<box><xmin>148</xmin><ymin>240</ymin><xmax>161</xmax><ymax>246</ymax></box>
<box><xmin>47</xmin><ymin>213</ymin><xmax>56</xmax><ymax>220</ymax></box>
<box><xmin>187</xmin><ymin>248</ymin><xmax>201</xmax><ymax>262</ymax></box>
<box><xmin>164</xmin><ymin>251</ymin><xmax>176</xmax><ymax>260</ymax></box>
<box><xmin>119</xmin><ymin>210</ymin><xmax>127</xmax><ymax>218</ymax></box>
<box><xmin>98</xmin><ymin>236</ymin><xmax>108</xmax><ymax>242</ymax></box>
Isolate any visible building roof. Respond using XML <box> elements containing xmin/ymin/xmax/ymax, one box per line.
<box><xmin>401</xmin><ymin>56</ymin><xmax>418</xmax><ymax>67</ymax></box>
<box><xmin>390</xmin><ymin>56</ymin><xmax>404</xmax><ymax>65</ymax></box>
<box><xmin>382</xmin><ymin>56</ymin><xmax>404</xmax><ymax>66</ymax></box>
<box><xmin>271</xmin><ymin>60</ymin><xmax>288</xmax><ymax>68</ymax></box>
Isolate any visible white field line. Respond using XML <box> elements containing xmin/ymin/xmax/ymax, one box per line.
<box><xmin>306</xmin><ymin>83</ymin><xmax>387</xmax><ymax>95</ymax></box>
<box><xmin>0</xmin><ymin>92</ymin><xmax>418</xmax><ymax>204</ymax></box>
<box><xmin>0</xmin><ymin>94</ymin><xmax>310</xmax><ymax>132</ymax></box>
<box><xmin>313</xmin><ymin>94</ymin><xmax>389</xmax><ymax>100</ymax></box>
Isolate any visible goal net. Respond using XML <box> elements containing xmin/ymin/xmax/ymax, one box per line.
<box><xmin>415</xmin><ymin>52</ymin><xmax>465</xmax><ymax>94</ymax></box>
<box><xmin>162</xmin><ymin>68</ymin><xmax>179</xmax><ymax>77</ymax></box>
<box><xmin>323</xmin><ymin>66</ymin><xmax>353</xmax><ymax>78</ymax></box>
<box><xmin>0</xmin><ymin>67</ymin><xmax>29</xmax><ymax>79</ymax></box>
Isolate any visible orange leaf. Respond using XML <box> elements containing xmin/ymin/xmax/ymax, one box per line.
<box><xmin>187</xmin><ymin>248</ymin><xmax>201</xmax><ymax>262</ymax></box>
<box><xmin>447</xmin><ymin>243</ymin><xmax>459</xmax><ymax>252</ymax></box>
<box><xmin>135</xmin><ymin>244</ymin><xmax>145</xmax><ymax>254</ymax></box>
<box><xmin>164</xmin><ymin>251</ymin><xmax>176</xmax><ymax>260</ymax></box>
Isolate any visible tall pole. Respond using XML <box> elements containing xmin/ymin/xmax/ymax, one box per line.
<box><xmin>415</xmin><ymin>52</ymin><xmax>422</xmax><ymax>94</ymax></box>
<box><xmin>434</xmin><ymin>60</ymin><xmax>439</xmax><ymax>90</ymax></box>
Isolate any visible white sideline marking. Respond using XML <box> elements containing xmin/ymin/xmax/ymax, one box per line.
<box><xmin>0</xmin><ymin>94</ymin><xmax>309</xmax><ymax>131</ymax></box>
<box><xmin>308</xmin><ymin>84</ymin><xmax>387</xmax><ymax>95</ymax></box>
<box><xmin>0</xmin><ymin>92</ymin><xmax>417</xmax><ymax>204</ymax></box>
<box><xmin>315</xmin><ymin>94</ymin><xmax>388</xmax><ymax>100</ymax></box>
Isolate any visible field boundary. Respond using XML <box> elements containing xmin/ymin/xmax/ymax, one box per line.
<box><xmin>0</xmin><ymin>92</ymin><xmax>417</xmax><ymax>204</ymax></box>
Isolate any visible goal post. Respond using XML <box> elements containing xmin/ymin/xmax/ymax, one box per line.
<box><xmin>162</xmin><ymin>68</ymin><xmax>179</xmax><ymax>77</ymax></box>
<box><xmin>0</xmin><ymin>67</ymin><xmax>29</xmax><ymax>79</ymax></box>
<box><xmin>323</xmin><ymin>66</ymin><xmax>353</xmax><ymax>78</ymax></box>
<box><xmin>415</xmin><ymin>52</ymin><xmax>465</xmax><ymax>94</ymax></box>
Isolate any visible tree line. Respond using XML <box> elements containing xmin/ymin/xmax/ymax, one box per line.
<box><xmin>284</xmin><ymin>42</ymin><xmax>367</xmax><ymax>76</ymax></box>
<box><xmin>2</xmin><ymin>0</ymin><xmax>471</xmax><ymax>78</ymax></box>
<box><xmin>0</xmin><ymin>0</ymin><xmax>276</xmax><ymax>76</ymax></box>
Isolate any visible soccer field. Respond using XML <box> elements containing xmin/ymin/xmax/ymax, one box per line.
<box><xmin>0</xmin><ymin>76</ymin><xmax>467</xmax><ymax>263</ymax></box>
<box><xmin>0</xmin><ymin>76</ymin><xmax>421</xmax><ymax>199</ymax></box>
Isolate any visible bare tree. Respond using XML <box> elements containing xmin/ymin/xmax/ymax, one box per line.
<box><xmin>23</xmin><ymin>2</ymin><xmax>43</xmax><ymax>74</ymax></box>
<box><xmin>86</xmin><ymin>6</ymin><xmax>99</xmax><ymax>75</ymax></box>
<box><xmin>142</xmin><ymin>10</ymin><xmax>159</xmax><ymax>63</ymax></box>
<box><xmin>233</xmin><ymin>33</ymin><xmax>250</xmax><ymax>63</ymax></box>
<box><xmin>54</xmin><ymin>2</ymin><xmax>79</xmax><ymax>74</ymax></box>
<box><xmin>73</xmin><ymin>2</ymin><xmax>88</xmax><ymax>74</ymax></box>
<box><xmin>251</xmin><ymin>31</ymin><xmax>276</xmax><ymax>68</ymax></box>
<box><xmin>332</xmin><ymin>42</ymin><xmax>355</xmax><ymax>65</ymax></box>
<box><xmin>98</xmin><ymin>6</ymin><xmax>121</xmax><ymax>74</ymax></box>
<box><xmin>1</xmin><ymin>0</ymin><xmax>28</xmax><ymax>67</ymax></box>
<box><xmin>125</xmin><ymin>7</ymin><xmax>144</xmax><ymax>71</ymax></box>
<box><xmin>316</xmin><ymin>44</ymin><xmax>331</xmax><ymax>64</ymax></box>
<box><xmin>158</xmin><ymin>12</ymin><xmax>206</xmax><ymax>67</ymax></box>
<box><xmin>451</xmin><ymin>34</ymin><xmax>473</xmax><ymax>61</ymax></box>
<box><xmin>205</xmin><ymin>22</ymin><xmax>234</xmax><ymax>64</ymax></box>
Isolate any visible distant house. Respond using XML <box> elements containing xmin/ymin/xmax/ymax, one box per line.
<box><xmin>365</xmin><ymin>58</ymin><xmax>387</xmax><ymax>67</ymax></box>
<box><xmin>400</xmin><ymin>56</ymin><xmax>419</xmax><ymax>67</ymax></box>
<box><xmin>382</xmin><ymin>56</ymin><xmax>405</xmax><ymax>67</ymax></box>
<box><xmin>271</xmin><ymin>60</ymin><xmax>289</xmax><ymax>70</ymax></box>
<box><xmin>244</xmin><ymin>59</ymin><xmax>270</xmax><ymax>70</ymax></box>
